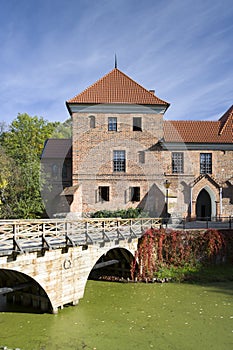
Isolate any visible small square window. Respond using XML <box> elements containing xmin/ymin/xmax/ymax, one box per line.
<box><xmin>108</xmin><ymin>117</ymin><xmax>117</xmax><ymax>131</ymax></box>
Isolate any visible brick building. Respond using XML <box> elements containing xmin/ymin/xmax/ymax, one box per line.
<box><xmin>41</xmin><ymin>68</ymin><xmax>233</xmax><ymax>219</ymax></box>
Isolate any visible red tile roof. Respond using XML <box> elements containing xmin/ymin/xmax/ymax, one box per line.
<box><xmin>219</xmin><ymin>105</ymin><xmax>233</xmax><ymax>136</ymax></box>
<box><xmin>67</xmin><ymin>68</ymin><xmax>169</xmax><ymax>106</ymax></box>
<box><xmin>164</xmin><ymin>105</ymin><xmax>233</xmax><ymax>144</ymax></box>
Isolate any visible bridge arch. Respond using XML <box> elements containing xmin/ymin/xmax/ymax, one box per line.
<box><xmin>0</xmin><ymin>240</ymin><xmax>139</xmax><ymax>313</ymax></box>
<box><xmin>0</xmin><ymin>269</ymin><xmax>52</xmax><ymax>313</ymax></box>
<box><xmin>75</xmin><ymin>241</ymin><xmax>138</xmax><ymax>305</ymax></box>
<box><xmin>88</xmin><ymin>247</ymin><xmax>135</xmax><ymax>281</ymax></box>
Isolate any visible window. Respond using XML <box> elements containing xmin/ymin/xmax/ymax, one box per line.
<box><xmin>172</xmin><ymin>152</ymin><xmax>184</xmax><ymax>173</ymax></box>
<box><xmin>108</xmin><ymin>117</ymin><xmax>117</xmax><ymax>131</ymax></box>
<box><xmin>113</xmin><ymin>150</ymin><xmax>126</xmax><ymax>172</ymax></box>
<box><xmin>99</xmin><ymin>186</ymin><xmax>109</xmax><ymax>202</ymax></box>
<box><xmin>89</xmin><ymin>115</ymin><xmax>95</xmax><ymax>128</ymax></box>
<box><xmin>138</xmin><ymin>151</ymin><xmax>145</xmax><ymax>164</ymax></box>
<box><xmin>130</xmin><ymin>187</ymin><xmax>140</xmax><ymax>202</ymax></box>
<box><xmin>200</xmin><ymin>153</ymin><xmax>212</xmax><ymax>174</ymax></box>
<box><xmin>133</xmin><ymin>117</ymin><xmax>142</xmax><ymax>131</ymax></box>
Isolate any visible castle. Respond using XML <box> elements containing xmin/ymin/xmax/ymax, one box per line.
<box><xmin>41</xmin><ymin>67</ymin><xmax>233</xmax><ymax>220</ymax></box>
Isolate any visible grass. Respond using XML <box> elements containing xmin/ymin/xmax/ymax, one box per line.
<box><xmin>187</xmin><ymin>264</ymin><xmax>233</xmax><ymax>283</ymax></box>
<box><xmin>154</xmin><ymin>263</ymin><xmax>233</xmax><ymax>283</ymax></box>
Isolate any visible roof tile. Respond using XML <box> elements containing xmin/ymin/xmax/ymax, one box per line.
<box><xmin>67</xmin><ymin>68</ymin><xmax>169</xmax><ymax>106</ymax></box>
<box><xmin>164</xmin><ymin>106</ymin><xmax>233</xmax><ymax>144</ymax></box>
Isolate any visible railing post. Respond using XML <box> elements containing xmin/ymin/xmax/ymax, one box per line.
<box><xmin>41</xmin><ymin>222</ymin><xmax>52</xmax><ymax>251</ymax></box>
<box><xmin>85</xmin><ymin>221</ymin><xmax>88</xmax><ymax>244</ymax></box>
<box><xmin>65</xmin><ymin>221</ymin><xmax>68</xmax><ymax>236</ymax></box>
<box><xmin>12</xmin><ymin>222</ymin><xmax>24</xmax><ymax>254</ymax></box>
<box><xmin>42</xmin><ymin>222</ymin><xmax>45</xmax><ymax>239</ymax></box>
<box><xmin>117</xmin><ymin>219</ymin><xmax>120</xmax><ymax>238</ymax></box>
<box><xmin>13</xmin><ymin>222</ymin><xmax>16</xmax><ymax>251</ymax></box>
<box><xmin>102</xmin><ymin>220</ymin><xmax>105</xmax><ymax>240</ymax></box>
<box><xmin>128</xmin><ymin>219</ymin><xmax>136</xmax><ymax>238</ymax></box>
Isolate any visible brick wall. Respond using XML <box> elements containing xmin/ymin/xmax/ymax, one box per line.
<box><xmin>71</xmin><ymin>111</ymin><xmax>233</xmax><ymax>218</ymax></box>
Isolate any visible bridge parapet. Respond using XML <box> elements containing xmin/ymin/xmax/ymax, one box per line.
<box><xmin>0</xmin><ymin>217</ymin><xmax>161</xmax><ymax>256</ymax></box>
<box><xmin>0</xmin><ymin>217</ymin><xmax>161</xmax><ymax>313</ymax></box>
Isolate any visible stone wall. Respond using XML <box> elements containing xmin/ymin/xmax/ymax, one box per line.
<box><xmin>0</xmin><ymin>239</ymin><xmax>138</xmax><ymax>313</ymax></box>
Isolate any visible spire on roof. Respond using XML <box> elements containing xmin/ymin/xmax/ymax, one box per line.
<box><xmin>114</xmin><ymin>54</ymin><xmax>117</xmax><ymax>69</ymax></box>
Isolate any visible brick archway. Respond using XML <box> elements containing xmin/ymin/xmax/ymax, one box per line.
<box><xmin>196</xmin><ymin>188</ymin><xmax>213</xmax><ymax>219</ymax></box>
<box><xmin>191</xmin><ymin>175</ymin><xmax>220</xmax><ymax>219</ymax></box>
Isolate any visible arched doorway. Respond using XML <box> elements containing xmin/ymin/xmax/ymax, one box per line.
<box><xmin>196</xmin><ymin>189</ymin><xmax>211</xmax><ymax>219</ymax></box>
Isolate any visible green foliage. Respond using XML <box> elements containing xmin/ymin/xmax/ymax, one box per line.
<box><xmin>0</xmin><ymin>121</ymin><xmax>8</xmax><ymax>135</ymax></box>
<box><xmin>1</xmin><ymin>113</ymin><xmax>57</xmax><ymax>161</ymax></box>
<box><xmin>51</xmin><ymin>118</ymin><xmax>72</xmax><ymax>138</ymax></box>
<box><xmin>91</xmin><ymin>207</ymin><xmax>148</xmax><ymax>218</ymax></box>
<box><xmin>0</xmin><ymin>113</ymin><xmax>59</xmax><ymax>218</ymax></box>
<box><xmin>0</xmin><ymin>149</ymin><xmax>20</xmax><ymax>217</ymax></box>
<box><xmin>154</xmin><ymin>263</ymin><xmax>233</xmax><ymax>283</ymax></box>
<box><xmin>154</xmin><ymin>264</ymin><xmax>202</xmax><ymax>282</ymax></box>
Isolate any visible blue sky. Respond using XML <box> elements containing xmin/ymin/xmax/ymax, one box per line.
<box><xmin>0</xmin><ymin>0</ymin><xmax>232</xmax><ymax>124</ymax></box>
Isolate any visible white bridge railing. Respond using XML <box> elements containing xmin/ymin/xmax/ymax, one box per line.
<box><xmin>0</xmin><ymin>218</ymin><xmax>161</xmax><ymax>256</ymax></box>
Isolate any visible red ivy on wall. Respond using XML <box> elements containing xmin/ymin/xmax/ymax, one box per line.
<box><xmin>131</xmin><ymin>228</ymin><xmax>232</xmax><ymax>281</ymax></box>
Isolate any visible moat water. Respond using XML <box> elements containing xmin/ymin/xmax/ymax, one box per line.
<box><xmin>0</xmin><ymin>281</ymin><xmax>232</xmax><ymax>350</ymax></box>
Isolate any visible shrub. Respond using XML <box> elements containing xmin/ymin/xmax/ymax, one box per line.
<box><xmin>131</xmin><ymin>228</ymin><xmax>231</xmax><ymax>281</ymax></box>
<box><xmin>91</xmin><ymin>208</ymin><xmax>148</xmax><ymax>219</ymax></box>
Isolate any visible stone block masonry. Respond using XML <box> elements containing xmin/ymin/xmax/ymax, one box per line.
<box><xmin>0</xmin><ymin>239</ymin><xmax>138</xmax><ymax>313</ymax></box>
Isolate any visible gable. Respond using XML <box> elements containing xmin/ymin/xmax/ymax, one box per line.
<box><xmin>218</xmin><ymin>105</ymin><xmax>233</xmax><ymax>137</ymax></box>
<box><xmin>66</xmin><ymin>68</ymin><xmax>169</xmax><ymax>107</ymax></box>
<box><xmin>193</xmin><ymin>174</ymin><xmax>220</xmax><ymax>189</ymax></box>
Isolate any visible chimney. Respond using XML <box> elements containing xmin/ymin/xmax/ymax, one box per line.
<box><xmin>149</xmin><ymin>90</ymin><xmax>155</xmax><ymax>95</ymax></box>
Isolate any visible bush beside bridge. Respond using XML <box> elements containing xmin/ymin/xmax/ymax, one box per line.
<box><xmin>131</xmin><ymin>228</ymin><xmax>233</xmax><ymax>282</ymax></box>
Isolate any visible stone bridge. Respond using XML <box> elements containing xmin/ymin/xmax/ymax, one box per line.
<box><xmin>0</xmin><ymin>218</ymin><xmax>160</xmax><ymax>313</ymax></box>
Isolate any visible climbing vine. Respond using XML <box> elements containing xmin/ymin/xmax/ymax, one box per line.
<box><xmin>131</xmin><ymin>228</ymin><xmax>231</xmax><ymax>281</ymax></box>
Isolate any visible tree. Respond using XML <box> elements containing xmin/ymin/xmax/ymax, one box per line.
<box><xmin>0</xmin><ymin>148</ymin><xmax>22</xmax><ymax>218</ymax></box>
<box><xmin>1</xmin><ymin>113</ymin><xmax>59</xmax><ymax>162</ymax></box>
<box><xmin>0</xmin><ymin>113</ymin><xmax>60</xmax><ymax>218</ymax></box>
<box><xmin>0</xmin><ymin>121</ymin><xmax>8</xmax><ymax>135</ymax></box>
<box><xmin>52</xmin><ymin>118</ymin><xmax>72</xmax><ymax>138</ymax></box>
